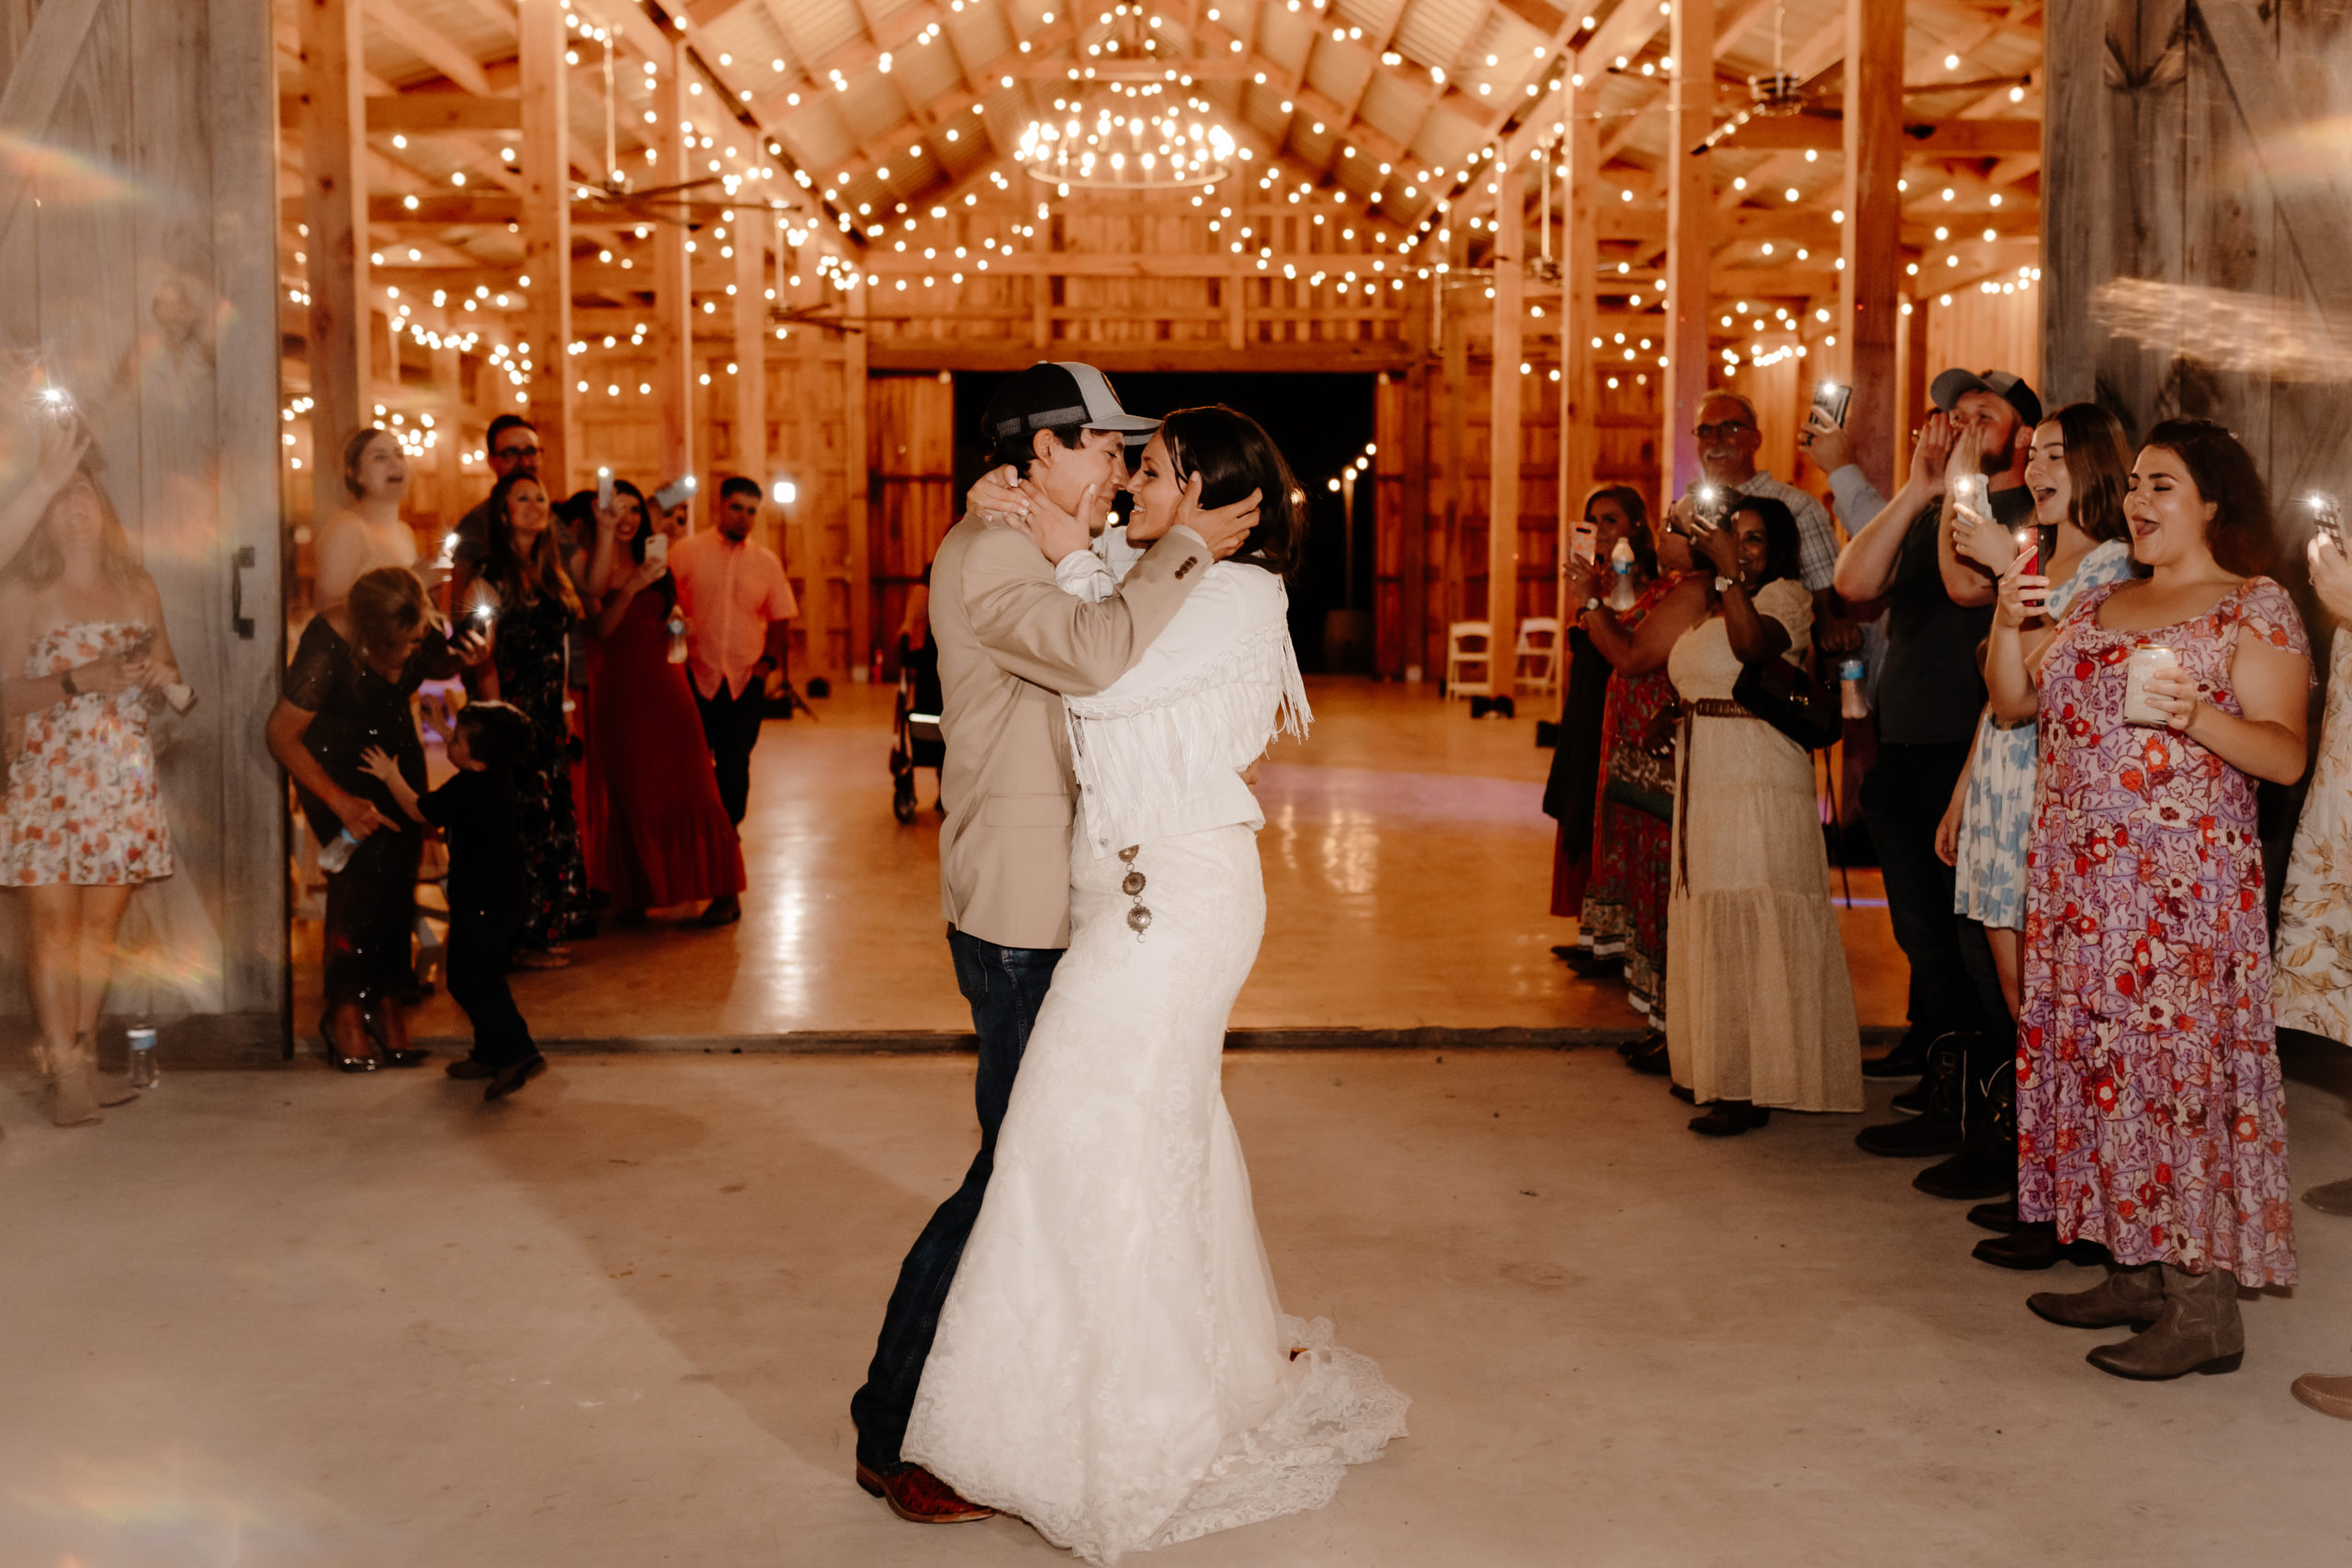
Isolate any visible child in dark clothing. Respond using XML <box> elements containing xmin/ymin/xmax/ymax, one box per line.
<box><xmin>362</xmin><ymin>701</ymin><xmax>544</xmax><ymax>1100</ymax></box>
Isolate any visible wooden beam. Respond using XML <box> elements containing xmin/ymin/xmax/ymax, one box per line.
<box><xmin>367</xmin><ymin>0</ymin><xmax>495</xmax><ymax>96</ymax></box>
<box><xmin>2036</xmin><ymin>0</ymin><xmax>2098</xmax><ymax>407</ymax></box>
<box><xmin>649</xmin><ymin>36</ymin><xmax>696</xmax><ymax>512</ymax></box>
<box><xmin>516</xmin><ymin>0</ymin><xmax>573</xmax><ymax>492</ymax></box>
<box><xmin>1439</xmin><ymin>223</ymin><xmax>1469</xmax><ymax>654</ymax></box>
<box><xmin>1487</xmin><ymin>160</ymin><xmax>1524</xmax><ymax>675</ymax></box>
<box><xmin>368</xmin><ymin>193</ymin><xmax>522</xmax><ymax>224</ymax></box>
<box><xmin>1840</xmin><ymin>0</ymin><xmax>1903</xmax><ymax>493</ymax></box>
<box><xmin>858</xmin><ymin>339</ymin><xmax>1423</xmax><ymax>374</ymax></box>
<box><xmin>1716</xmin><ymin>114</ymin><xmax>2041</xmax><ymax>155</ymax></box>
<box><xmin>300</xmin><ymin>0</ymin><xmax>371</xmax><ymax>529</ymax></box>
<box><xmin>365</xmin><ymin>93</ymin><xmax>522</xmax><ymax>132</ymax></box>
<box><xmin>1658</xmin><ymin>0</ymin><xmax>1713</xmax><ymax>502</ymax></box>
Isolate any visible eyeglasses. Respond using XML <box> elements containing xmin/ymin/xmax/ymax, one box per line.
<box><xmin>1692</xmin><ymin>422</ymin><xmax>1754</xmax><ymax>442</ymax></box>
<box><xmin>492</xmin><ymin>444</ymin><xmax>541</xmax><ymax>460</ymax></box>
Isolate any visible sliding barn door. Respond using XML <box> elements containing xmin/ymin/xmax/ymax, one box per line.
<box><xmin>868</xmin><ymin>371</ymin><xmax>956</xmax><ymax>679</ymax></box>
<box><xmin>0</xmin><ymin>0</ymin><xmax>288</xmax><ymax>1052</ymax></box>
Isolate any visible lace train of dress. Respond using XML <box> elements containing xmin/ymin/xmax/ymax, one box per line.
<box><xmin>902</xmin><ymin>823</ymin><xmax>1408</xmax><ymax>1563</ymax></box>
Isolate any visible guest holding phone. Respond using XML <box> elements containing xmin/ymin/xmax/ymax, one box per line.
<box><xmin>1985</xmin><ymin>417</ymin><xmax>2309</xmax><ymax>1380</ymax></box>
<box><xmin>578</xmin><ymin>479</ymin><xmax>746</xmax><ymax>924</ymax></box>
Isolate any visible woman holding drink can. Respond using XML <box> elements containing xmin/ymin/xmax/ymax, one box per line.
<box><xmin>1984</xmin><ymin>416</ymin><xmax>2311</xmax><ymax>1380</ymax></box>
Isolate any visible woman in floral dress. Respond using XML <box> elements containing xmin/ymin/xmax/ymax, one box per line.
<box><xmin>1</xmin><ymin>459</ymin><xmax>180</xmax><ymax>1124</ymax></box>
<box><xmin>1986</xmin><ymin>417</ymin><xmax>2310</xmax><ymax>1381</ymax></box>
<box><xmin>472</xmin><ymin>470</ymin><xmax>592</xmax><ymax>965</ymax></box>
<box><xmin>1566</xmin><ymin>502</ymin><xmax>1707</xmax><ymax>1061</ymax></box>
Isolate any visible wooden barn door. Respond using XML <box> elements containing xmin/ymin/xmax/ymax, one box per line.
<box><xmin>868</xmin><ymin>372</ymin><xmax>956</xmax><ymax>678</ymax></box>
<box><xmin>0</xmin><ymin>0</ymin><xmax>288</xmax><ymax>1054</ymax></box>
<box><xmin>2045</xmin><ymin>0</ymin><xmax>2352</xmax><ymax>519</ymax></box>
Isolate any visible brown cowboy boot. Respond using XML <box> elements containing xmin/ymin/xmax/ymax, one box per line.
<box><xmin>2086</xmin><ymin>1265</ymin><xmax>2244</xmax><ymax>1380</ymax></box>
<box><xmin>2027</xmin><ymin>1262</ymin><xmax>2164</xmax><ymax>1330</ymax></box>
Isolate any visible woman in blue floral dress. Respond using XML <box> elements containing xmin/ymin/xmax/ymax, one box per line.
<box><xmin>1985</xmin><ymin>418</ymin><xmax>2311</xmax><ymax>1382</ymax></box>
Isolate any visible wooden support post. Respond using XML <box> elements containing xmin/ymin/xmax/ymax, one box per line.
<box><xmin>1487</xmin><ymin>159</ymin><xmax>1523</xmax><ymax>678</ymax></box>
<box><xmin>1557</xmin><ymin>87</ymin><xmax>1600</xmax><ymax>629</ymax></box>
<box><xmin>1839</xmin><ymin>0</ymin><xmax>1903</xmax><ymax>493</ymax></box>
<box><xmin>297</xmin><ymin>0</ymin><xmax>368</xmax><ymax>529</ymax></box>
<box><xmin>732</xmin><ymin>219</ymin><xmax>768</xmax><ymax>513</ymax></box>
<box><xmin>432</xmin><ymin>334</ymin><xmax>462</xmax><ymax>527</ymax></box>
<box><xmin>516</xmin><ymin>0</ymin><xmax>573</xmax><ymax>495</ymax></box>
<box><xmin>1904</xmin><ymin>295</ymin><xmax>1929</xmax><ymax>454</ymax></box>
<box><xmin>844</xmin><ymin>281</ymin><xmax>872</xmax><ymax>678</ymax></box>
<box><xmin>2038</xmin><ymin>0</ymin><xmax>2105</xmax><ymax>408</ymax></box>
<box><xmin>1399</xmin><ymin>281</ymin><xmax>1430</xmax><ymax>682</ymax></box>
<box><xmin>1659</xmin><ymin>0</ymin><xmax>1713</xmax><ymax>502</ymax></box>
<box><xmin>648</xmin><ymin>39</ymin><xmax>695</xmax><ymax>521</ymax></box>
<box><xmin>1227</xmin><ymin>273</ymin><xmax>1246</xmax><ymax>351</ymax></box>
<box><xmin>1439</xmin><ymin>226</ymin><xmax>1469</xmax><ymax>652</ymax></box>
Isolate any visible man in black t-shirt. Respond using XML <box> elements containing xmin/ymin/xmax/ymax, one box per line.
<box><xmin>1831</xmin><ymin>368</ymin><xmax>2041</xmax><ymax>1149</ymax></box>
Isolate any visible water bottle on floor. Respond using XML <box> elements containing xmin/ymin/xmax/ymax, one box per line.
<box><xmin>128</xmin><ymin>1027</ymin><xmax>159</xmax><ymax>1089</ymax></box>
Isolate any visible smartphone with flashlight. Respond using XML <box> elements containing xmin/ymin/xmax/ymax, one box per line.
<box><xmin>597</xmin><ymin>465</ymin><xmax>616</xmax><ymax>511</ymax></box>
<box><xmin>1950</xmin><ymin>472</ymin><xmax>1991</xmax><ymax>525</ymax></box>
<box><xmin>1810</xmin><ymin>381</ymin><xmax>1852</xmax><ymax>428</ymax></box>
<box><xmin>2313</xmin><ymin>492</ymin><xmax>2345</xmax><ymax>556</ymax></box>
<box><xmin>1570</xmin><ymin>517</ymin><xmax>1600</xmax><ymax>566</ymax></box>
<box><xmin>1687</xmin><ymin>481</ymin><xmax>1728</xmax><ymax>532</ymax></box>
<box><xmin>652</xmin><ymin>474</ymin><xmax>696</xmax><ymax>512</ymax></box>
<box><xmin>643</xmin><ymin>530</ymin><xmax>669</xmax><ymax>566</ymax></box>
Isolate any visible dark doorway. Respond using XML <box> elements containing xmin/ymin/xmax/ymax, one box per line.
<box><xmin>950</xmin><ymin>370</ymin><xmax>1376</xmax><ymax>672</ymax></box>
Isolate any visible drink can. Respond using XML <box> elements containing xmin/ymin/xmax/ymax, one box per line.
<box><xmin>2123</xmin><ymin>645</ymin><xmax>2180</xmax><ymax>727</ymax></box>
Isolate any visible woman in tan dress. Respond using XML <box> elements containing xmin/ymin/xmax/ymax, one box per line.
<box><xmin>1663</xmin><ymin>496</ymin><xmax>1863</xmax><ymax>1134</ymax></box>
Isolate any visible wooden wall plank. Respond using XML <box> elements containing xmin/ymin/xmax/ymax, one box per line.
<box><xmin>298</xmin><ymin>0</ymin><xmax>368</xmax><ymax>525</ymax></box>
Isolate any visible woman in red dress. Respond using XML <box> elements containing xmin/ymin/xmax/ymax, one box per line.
<box><xmin>580</xmin><ymin>481</ymin><xmax>746</xmax><ymax>922</ymax></box>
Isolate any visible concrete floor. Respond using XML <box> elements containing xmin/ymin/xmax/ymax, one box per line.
<box><xmin>295</xmin><ymin>678</ymin><xmax>1906</xmax><ymax>1044</ymax></box>
<box><xmin>6</xmin><ymin>1046</ymin><xmax>2348</xmax><ymax>1565</ymax></box>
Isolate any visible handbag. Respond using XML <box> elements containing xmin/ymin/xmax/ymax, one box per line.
<box><xmin>1733</xmin><ymin>649</ymin><xmax>1842</xmax><ymax>750</ymax></box>
<box><xmin>1602</xmin><ymin>730</ymin><xmax>1676</xmax><ymax>822</ymax></box>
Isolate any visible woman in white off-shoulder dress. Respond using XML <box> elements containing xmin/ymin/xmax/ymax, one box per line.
<box><xmin>904</xmin><ymin>408</ymin><xmax>1408</xmax><ymax>1563</ymax></box>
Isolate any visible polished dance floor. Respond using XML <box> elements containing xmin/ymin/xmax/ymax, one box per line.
<box><xmin>299</xmin><ymin>677</ymin><xmax>1909</xmax><ymax>1045</ymax></box>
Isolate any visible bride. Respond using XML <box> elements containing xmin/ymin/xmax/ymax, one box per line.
<box><xmin>901</xmin><ymin>406</ymin><xmax>1408</xmax><ymax>1562</ymax></box>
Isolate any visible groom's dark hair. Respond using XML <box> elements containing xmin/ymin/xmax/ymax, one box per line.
<box><xmin>1157</xmin><ymin>405</ymin><xmax>1304</xmax><ymax>583</ymax></box>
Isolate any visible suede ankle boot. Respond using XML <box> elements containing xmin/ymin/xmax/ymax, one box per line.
<box><xmin>2028</xmin><ymin>1263</ymin><xmax>2164</xmax><ymax>1329</ymax></box>
<box><xmin>2086</xmin><ymin>1265</ymin><xmax>2245</xmax><ymax>1380</ymax></box>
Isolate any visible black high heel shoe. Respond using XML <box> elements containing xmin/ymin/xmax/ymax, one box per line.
<box><xmin>320</xmin><ymin>1010</ymin><xmax>379</xmax><ymax>1072</ymax></box>
<box><xmin>360</xmin><ymin>1005</ymin><xmax>429</xmax><ymax>1068</ymax></box>
<box><xmin>1688</xmin><ymin>1100</ymin><xmax>1771</xmax><ymax>1136</ymax></box>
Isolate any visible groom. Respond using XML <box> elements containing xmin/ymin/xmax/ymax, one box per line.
<box><xmin>850</xmin><ymin>363</ymin><xmax>1258</xmax><ymax>1522</ymax></box>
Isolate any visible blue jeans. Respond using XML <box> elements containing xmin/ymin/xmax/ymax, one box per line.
<box><xmin>849</xmin><ymin>928</ymin><xmax>1061</xmax><ymax>1473</ymax></box>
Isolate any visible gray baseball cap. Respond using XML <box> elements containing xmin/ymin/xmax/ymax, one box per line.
<box><xmin>981</xmin><ymin>361</ymin><xmax>1160</xmax><ymax>449</ymax></box>
<box><xmin>1930</xmin><ymin>367</ymin><xmax>2042</xmax><ymax>429</ymax></box>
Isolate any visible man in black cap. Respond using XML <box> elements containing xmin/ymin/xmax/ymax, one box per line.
<box><xmin>1831</xmin><ymin>367</ymin><xmax>2041</xmax><ymax>1162</ymax></box>
<box><xmin>847</xmin><ymin>361</ymin><xmax>1259</xmax><ymax>1525</ymax></box>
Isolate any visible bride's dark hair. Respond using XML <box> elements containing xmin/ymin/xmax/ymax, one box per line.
<box><xmin>1156</xmin><ymin>405</ymin><xmax>1303</xmax><ymax>583</ymax></box>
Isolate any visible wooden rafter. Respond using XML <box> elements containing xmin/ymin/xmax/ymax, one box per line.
<box><xmin>367</xmin><ymin>0</ymin><xmax>495</xmax><ymax>96</ymax></box>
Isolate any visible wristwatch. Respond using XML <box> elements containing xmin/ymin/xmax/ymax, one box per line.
<box><xmin>1580</xmin><ymin>595</ymin><xmax>1602</xmax><ymax>615</ymax></box>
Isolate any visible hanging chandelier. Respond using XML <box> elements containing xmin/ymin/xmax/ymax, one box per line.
<box><xmin>1016</xmin><ymin>6</ymin><xmax>1238</xmax><ymax>193</ymax></box>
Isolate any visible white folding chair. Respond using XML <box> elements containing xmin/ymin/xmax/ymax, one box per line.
<box><xmin>1444</xmin><ymin>621</ymin><xmax>1494</xmax><ymax>701</ymax></box>
<box><xmin>1514</xmin><ymin>616</ymin><xmax>1563</xmax><ymax>696</ymax></box>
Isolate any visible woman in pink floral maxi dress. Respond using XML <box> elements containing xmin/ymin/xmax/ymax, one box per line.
<box><xmin>1990</xmin><ymin>418</ymin><xmax>2311</xmax><ymax>1381</ymax></box>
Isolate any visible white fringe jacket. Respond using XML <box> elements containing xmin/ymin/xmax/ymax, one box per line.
<box><xmin>1053</xmin><ymin>534</ymin><xmax>1310</xmax><ymax>859</ymax></box>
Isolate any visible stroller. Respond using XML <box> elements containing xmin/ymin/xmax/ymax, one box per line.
<box><xmin>889</xmin><ymin>632</ymin><xmax>944</xmax><ymax>823</ymax></box>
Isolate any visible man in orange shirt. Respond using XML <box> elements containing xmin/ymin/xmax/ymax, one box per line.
<box><xmin>668</xmin><ymin>476</ymin><xmax>797</xmax><ymax>925</ymax></box>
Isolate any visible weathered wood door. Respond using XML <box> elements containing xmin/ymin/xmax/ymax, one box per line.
<box><xmin>0</xmin><ymin>0</ymin><xmax>288</xmax><ymax>1053</ymax></box>
<box><xmin>868</xmin><ymin>372</ymin><xmax>956</xmax><ymax>678</ymax></box>
<box><xmin>2044</xmin><ymin>0</ymin><xmax>2352</xmax><ymax>525</ymax></box>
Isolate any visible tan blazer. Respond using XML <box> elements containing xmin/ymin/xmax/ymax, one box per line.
<box><xmin>929</xmin><ymin>512</ymin><xmax>1208</xmax><ymax>948</ymax></box>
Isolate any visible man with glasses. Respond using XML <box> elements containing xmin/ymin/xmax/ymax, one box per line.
<box><xmin>1671</xmin><ymin>391</ymin><xmax>1849</xmax><ymax>642</ymax></box>
<box><xmin>446</xmin><ymin>415</ymin><xmax>541</xmax><ymax>605</ymax></box>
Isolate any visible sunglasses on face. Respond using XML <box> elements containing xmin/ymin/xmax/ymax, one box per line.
<box><xmin>1692</xmin><ymin>422</ymin><xmax>1754</xmax><ymax>442</ymax></box>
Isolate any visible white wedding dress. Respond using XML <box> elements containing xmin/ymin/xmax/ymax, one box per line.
<box><xmin>901</xmin><ymin>549</ymin><xmax>1408</xmax><ymax>1564</ymax></box>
